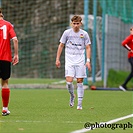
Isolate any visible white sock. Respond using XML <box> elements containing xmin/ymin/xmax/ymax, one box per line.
<box><xmin>3</xmin><ymin>107</ymin><xmax>8</xmax><ymax>111</ymax></box>
<box><xmin>77</xmin><ymin>83</ymin><xmax>84</xmax><ymax>106</ymax></box>
<box><xmin>66</xmin><ymin>82</ymin><xmax>74</xmax><ymax>97</ymax></box>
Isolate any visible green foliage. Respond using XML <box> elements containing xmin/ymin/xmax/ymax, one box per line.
<box><xmin>107</xmin><ymin>69</ymin><xmax>133</xmax><ymax>88</ymax></box>
<box><xmin>87</xmin><ymin>69</ymin><xmax>133</xmax><ymax>88</ymax></box>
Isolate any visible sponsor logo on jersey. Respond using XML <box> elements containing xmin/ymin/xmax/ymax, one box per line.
<box><xmin>70</xmin><ymin>41</ymin><xmax>81</xmax><ymax>46</ymax></box>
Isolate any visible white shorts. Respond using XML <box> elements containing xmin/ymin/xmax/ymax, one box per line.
<box><xmin>65</xmin><ymin>65</ymin><xmax>87</xmax><ymax>78</ymax></box>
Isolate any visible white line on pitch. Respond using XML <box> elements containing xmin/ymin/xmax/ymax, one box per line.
<box><xmin>70</xmin><ymin>114</ymin><xmax>133</xmax><ymax>133</ymax></box>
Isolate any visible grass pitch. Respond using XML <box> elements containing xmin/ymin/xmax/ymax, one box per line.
<box><xmin>0</xmin><ymin>89</ymin><xmax>133</xmax><ymax>133</ymax></box>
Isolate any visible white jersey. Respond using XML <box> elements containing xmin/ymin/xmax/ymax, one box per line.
<box><xmin>60</xmin><ymin>28</ymin><xmax>91</xmax><ymax>65</ymax></box>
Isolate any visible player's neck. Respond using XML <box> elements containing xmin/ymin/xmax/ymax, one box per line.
<box><xmin>0</xmin><ymin>17</ymin><xmax>3</xmax><ymax>20</ymax></box>
<box><xmin>73</xmin><ymin>28</ymin><xmax>80</xmax><ymax>33</ymax></box>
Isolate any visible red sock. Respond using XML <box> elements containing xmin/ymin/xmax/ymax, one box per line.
<box><xmin>1</xmin><ymin>88</ymin><xmax>10</xmax><ymax>107</ymax></box>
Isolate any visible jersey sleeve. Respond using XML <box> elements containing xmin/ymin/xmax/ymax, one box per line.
<box><xmin>8</xmin><ymin>23</ymin><xmax>16</xmax><ymax>39</ymax></box>
<box><xmin>84</xmin><ymin>32</ymin><xmax>91</xmax><ymax>46</ymax></box>
<box><xmin>60</xmin><ymin>30</ymin><xmax>67</xmax><ymax>44</ymax></box>
<box><xmin>122</xmin><ymin>36</ymin><xmax>131</xmax><ymax>46</ymax></box>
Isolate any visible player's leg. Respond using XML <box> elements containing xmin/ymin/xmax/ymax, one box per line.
<box><xmin>77</xmin><ymin>78</ymin><xmax>84</xmax><ymax>110</ymax></box>
<box><xmin>1</xmin><ymin>61</ymin><xmax>11</xmax><ymax>116</ymax></box>
<box><xmin>65</xmin><ymin>65</ymin><xmax>75</xmax><ymax>107</ymax></box>
<box><xmin>75</xmin><ymin>65</ymin><xmax>87</xmax><ymax>110</ymax></box>
<box><xmin>1</xmin><ymin>79</ymin><xmax>10</xmax><ymax>116</ymax></box>
<box><xmin>66</xmin><ymin>76</ymin><xmax>75</xmax><ymax>107</ymax></box>
<box><xmin>119</xmin><ymin>57</ymin><xmax>133</xmax><ymax>91</ymax></box>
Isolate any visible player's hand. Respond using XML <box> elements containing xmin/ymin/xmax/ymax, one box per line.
<box><xmin>12</xmin><ymin>55</ymin><xmax>19</xmax><ymax>65</ymax></box>
<box><xmin>55</xmin><ymin>59</ymin><xmax>61</xmax><ymax>68</ymax></box>
<box><xmin>86</xmin><ymin>62</ymin><xmax>91</xmax><ymax>71</ymax></box>
<box><xmin>130</xmin><ymin>50</ymin><xmax>133</xmax><ymax>53</ymax></box>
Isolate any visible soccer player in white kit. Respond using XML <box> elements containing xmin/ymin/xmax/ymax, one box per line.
<box><xmin>55</xmin><ymin>15</ymin><xmax>91</xmax><ymax>110</ymax></box>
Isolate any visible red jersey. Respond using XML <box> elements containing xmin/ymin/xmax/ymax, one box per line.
<box><xmin>0</xmin><ymin>19</ymin><xmax>17</xmax><ymax>62</ymax></box>
<box><xmin>122</xmin><ymin>34</ymin><xmax>133</xmax><ymax>58</ymax></box>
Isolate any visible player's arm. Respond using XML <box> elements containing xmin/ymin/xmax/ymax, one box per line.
<box><xmin>122</xmin><ymin>36</ymin><xmax>133</xmax><ymax>52</ymax></box>
<box><xmin>85</xmin><ymin>45</ymin><xmax>91</xmax><ymax>71</ymax></box>
<box><xmin>123</xmin><ymin>44</ymin><xmax>133</xmax><ymax>52</ymax></box>
<box><xmin>12</xmin><ymin>37</ymin><xmax>19</xmax><ymax>65</ymax></box>
<box><xmin>55</xmin><ymin>43</ymin><xmax>64</xmax><ymax>68</ymax></box>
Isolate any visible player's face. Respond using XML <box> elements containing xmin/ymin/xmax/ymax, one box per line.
<box><xmin>71</xmin><ymin>21</ymin><xmax>82</xmax><ymax>32</ymax></box>
<box><xmin>130</xmin><ymin>28</ymin><xmax>133</xmax><ymax>35</ymax></box>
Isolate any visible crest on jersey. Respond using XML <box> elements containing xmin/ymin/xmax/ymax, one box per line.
<box><xmin>80</xmin><ymin>34</ymin><xmax>84</xmax><ymax>38</ymax></box>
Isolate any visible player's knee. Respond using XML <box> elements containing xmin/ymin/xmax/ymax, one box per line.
<box><xmin>1</xmin><ymin>79</ymin><xmax>9</xmax><ymax>88</ymax></box>
<box><xmin>77</xmin><ymin>78</ymin><xmax>83</xmax><ymax>83</ymax></box>
<box><xmin>66</xmin><ymin>77</ymin><xmax>73</xmax><ymax>82</ymax></box>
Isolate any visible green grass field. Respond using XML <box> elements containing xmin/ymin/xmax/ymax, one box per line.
<box><xmin>0</xmin><ymin>89</ymin><xmax>133</xmax><ymax>133</ymax></box>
